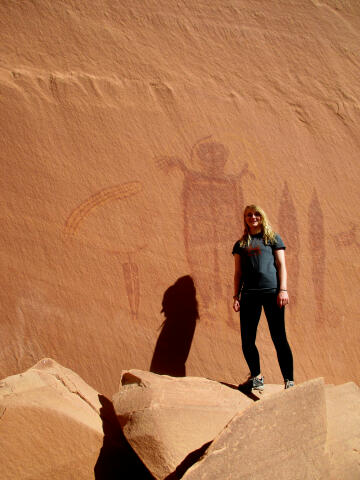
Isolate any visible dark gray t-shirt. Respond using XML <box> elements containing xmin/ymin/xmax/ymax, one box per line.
<box><xmin>232</xmin><ymin>233</ymin><xmax>285</xmax><ymax>293</ymax></box>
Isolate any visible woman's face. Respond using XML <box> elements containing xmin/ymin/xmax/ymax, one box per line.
<box><xmin>244</xmin><ymin>208</ymin><xmax>262</xmax><ymax>230</ymax></box>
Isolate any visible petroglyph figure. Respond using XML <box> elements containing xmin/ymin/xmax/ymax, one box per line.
<box><xmin>308</xmin><ymin>190</ymin><xmax>326</xmax><ymax>321</ymax></box>
<box><xmin>278</xmin><ymin>182</ymin><xmax>300</xmax><ymax>306</ymax></box>
<box><xmin>64</xmin><ymin>182</ymin><xmax>143</xmax><ymax>321</ymax></box>
<box><xmin>333</xmin><ymin>222</ymin><xmax>360</xmax><ymax>247</ymax></box>
<box><xmin>157</xmin><ymin>136</ymin><xmax>253</xmax><ymax>328</ymax></box>
<box><xmin>64</xmin><ymin>183</ymin><xmax>143</xmax><ymax>239</ymax></box>
<box><xmin>122</xmin><ymin>261</ymin><xmax>140</xmax><ymax>323</ymax></box>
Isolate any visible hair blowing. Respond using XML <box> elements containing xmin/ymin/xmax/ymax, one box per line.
<box><xmin>239</xmin><ymin>204</ymin><xmax>277</xmax><ymax>247</ymax></box>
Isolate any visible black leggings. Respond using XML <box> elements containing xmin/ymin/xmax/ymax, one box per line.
<box><xmin>240</xmin><ymin>292</ymin><xmax>293</xmax><ymax>381</ymax></box>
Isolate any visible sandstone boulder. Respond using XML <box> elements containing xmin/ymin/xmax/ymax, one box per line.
<box><xmin>0</xmin><ymin>358</ymin><xmax>152</xmax><ymax>480</ymax></box>
<box><xmin>183</xmin><ymin>378</ymin><xmax>330</xmax><ymax>480</ymax></box>
<box><xmin>325</xmin><ymin>382</ymin><xmax>360</xmax><ymax>480</ymax></box>
<box><xmin>113</xmin><ymin>369</ymin><xmax>252</xmax><ymax>479</ymax></box>
<box><xmin>1</xmin><ymin>361</ymin><xmax>359</xmax><ymax>479</ymax></box>
<box><xmin>0</xmin><ymin>358</ymin><xmax>103</xmax><ymax>479</ymax></box>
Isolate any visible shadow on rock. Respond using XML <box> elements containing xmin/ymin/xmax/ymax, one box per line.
<box><xmin>150</xmin><ymin>275</ymin><xmax>199</xmax><ymax>376</ymax></box>
<box><xmin>220</xmin><ymin>380</ymin><xmax>261</xmax><ymax>402</ymax></box>
<box><xmin>94</xmin><ymin>395</ymin><xmax>154</xmax><ymax>479</ymax></box>
<box><xmin>165</xmin><ymin>441</ymin><xmax>212</xmax><ymax>479</ymax></box>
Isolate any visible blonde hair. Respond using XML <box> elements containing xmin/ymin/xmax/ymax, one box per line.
<box><xmin>239</xmin><ymin>204</ymin><xmax>277</xmax><ymax>246</ymax></box>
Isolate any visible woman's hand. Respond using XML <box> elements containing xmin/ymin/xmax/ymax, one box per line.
<box><xmin>233</xmin><ymin>297</ymin><xmax>240</xmax><ymax>312</ymax></box>
<box><xmin>277</xmin><ymin>290</ymin><xmax>289</xmax><ymax>307</ymax></box>
<box><xmin>233</xmin><ymin>255</ymin><xmax>242</xmax><ymax>313</ymax></box>
<box><xmin>274</xmin><ymin>250</ymin><xmax>289</xmax><ymax>308</ymax></box>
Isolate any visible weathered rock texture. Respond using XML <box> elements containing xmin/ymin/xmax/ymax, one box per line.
<box><xmin>325</xmin><ymin>382</ymin><xmax>360</xmax><ymax>480</ymax></box>
<box><xmin>0</xmin><ymin>358</ymin><xmax>103</xmax><ymax>479</ymax></box>
<box><xmin>183</xmin><ymin>378</ymin><xmax>330</xmax><ymax>480</ymax></box>
<box><xmin>113</xmin><ymin>369</ymin><xmax>252</xmax><ymax>479</ymax></box>
<box><xmin>0</xmin><ymin>358</ymin><xmax>153</xmax><ymax>480</ymax></box>
<box><xmin>1</xmin><ymin>361</ymin><xmax>359</xmax><ymax>479</ymax></box>
<box><xmin>1</xmin><ymin>0</ymin><xmax>360</xmax><ymax>396</ymax></box>
<box><xmin>114</xmin><ymin>372</ymin><xmax>360</xmax><ymax>479</ymax></box>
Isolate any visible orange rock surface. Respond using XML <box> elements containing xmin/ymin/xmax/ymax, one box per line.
<box><xmin>113</xmin><ymin>369</ymin><xmax>252</xmax><ymax>479</ymax></box>
<box><xmin>183</xmin><ymin>378</ymin><xmax>330</xmax><ymax>480</ymax></box>
<box><xmin>181</xmin><ymin>378</ymin><xmax>360</xmax><ymax>480</ymax></box>
<box><xmin>1</xmin><ymin>0</ymin><xmax>360</xmax><ymax>397</ymax></box>
<box><xmin>0</xmin><ymin>359</ymin><xmax>154</xmax><ymax>479</ymax></box>
<box><xmin>1</xmin><ymin>361</ymin><xmax>359</xmax><ymax>478</ymax></box>
<box><xmin>325</xmin><ymin>382</ymin><xmax>360</xmax><ymax>479</ymax></box>
<box><xmin>0</xmin><ymin>359</ymin><xmax>103</xmax><ymax>479</ymax></box>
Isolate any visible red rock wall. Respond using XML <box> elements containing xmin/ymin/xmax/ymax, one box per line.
<box><xmin>1</xmin><ymin>0</ymin><xmax>359</xmax><ymax>395</ymax></box>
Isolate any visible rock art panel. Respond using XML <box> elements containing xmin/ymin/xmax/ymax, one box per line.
<box><xmin>64</xmin><ymin>183</ymin><xmax>143</xmax><ymax>240</ymax></box>
<box><xmin>157</xmin><ymin>136</ymin><xmax>252</xmax><ymax>329</ymax></box>
<box><xmin>278</xmin><ymin>182</ymin><xmax>300</xmax><ymax>306</ymax></box>
<box><xmin>308</xmin><ymin>190</ymin><xmax>326</xmax><ymax>322</ymax></box>
<box><xmin>332</xmin><ymin>222</ymin><xmax>360</xmax><ymax>248</ymax></box>
<box><xmin>64</xmin><ymin>182</ymin><xmax>144</xmax><ymax>321</ymax></box>
<box><xmin>122</xmin><ymin>262</ymin><xmax>140</xmax><ymax>322</ymax></box>
<box><xmin>1</xmin><ymin>0</ymin><xmax>360</xmax><ymax>392</ymax></box>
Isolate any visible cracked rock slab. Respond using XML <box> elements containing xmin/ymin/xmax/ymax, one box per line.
<box><xmin>113</xmin><ymin>369</ymin><xmax>253</xmax><ymax>479</ymax></box>
<box><xmin>182</xmin><ymin>378</ymin><xmax>330</xmax><ymax>480</ymax></box>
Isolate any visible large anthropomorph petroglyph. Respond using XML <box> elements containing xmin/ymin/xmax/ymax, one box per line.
<box><xmin>158</xmin><ymin>136</ymin><xmax>253</xmax><ymax>326</ymax></box>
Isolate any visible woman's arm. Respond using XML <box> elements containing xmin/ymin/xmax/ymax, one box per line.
<box><xmin>233</xmin><ymin>254</ymin><xmax>242</xmax><ymax>312</ymax></box>
<box><xmin>274</xmin><ymin>249</ymin><xmax>289</xmax><ymax>307</ymax></box>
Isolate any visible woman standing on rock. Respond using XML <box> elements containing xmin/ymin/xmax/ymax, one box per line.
<box><xmin>232</xmin><ymin>204</ymin><xmax>294</xmax><ymax>391</ymax></box>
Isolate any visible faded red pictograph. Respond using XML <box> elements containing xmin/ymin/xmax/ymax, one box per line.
<box><xmin>64</xmin><ymin>183</ymin><xmax>142</xmax><ymax>239</ymax></box>
<box><xmin>278</xmin><ymin>182</ymin><xmax>300</xmax><ymax>306</ymax></box>
<box><xmin>308</xmin><ymin>189</ymin><xmax>326</xmax><ymax>322</ymax></box>
<box><xmin>64</xmin><ymin>182</ymin><xmax>144</xmax><ymax>322</ymax></box>
<box><xmin>332</xmin><ymin>222</ymin><xmax>360</xmax><ymax>248</ymax></box>
<box><xmin>157</xmin><ymin>135</ymin><xmax>254</xmax><ymax>329</ymax></box>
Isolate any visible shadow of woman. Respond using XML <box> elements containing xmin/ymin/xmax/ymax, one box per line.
<box><xmin>94</xmin><ymin>395</ymin><xmax>153</xmax><ymax>479</ymax></box>
<box><xmin>150</xmin><ymin>275</ymin><xmax>199</xmax><ymax>377</ymax></box>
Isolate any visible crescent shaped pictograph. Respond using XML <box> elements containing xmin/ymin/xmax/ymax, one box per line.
<box><xmin>64</xmin><ymin>182</ymin><xmax>143</xmax><ymax>239</ymax></box>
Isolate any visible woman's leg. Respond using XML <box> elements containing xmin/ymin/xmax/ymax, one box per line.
<box><xmin>263</xmin><ymin>294</ymin><xmax>294</xmax><ymax>381</ymax></box>
<box><xmin>239</xmin><ymin>294</ymin><xmax>263</xmax><ymax>377</ymax></box>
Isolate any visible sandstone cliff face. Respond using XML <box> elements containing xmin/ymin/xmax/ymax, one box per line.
<box><xmin>1</xmin><ymin>0</ymin><xmax>360</xmax><ymax>395</ymax></box>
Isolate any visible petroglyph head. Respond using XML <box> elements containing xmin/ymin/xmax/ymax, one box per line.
<box><xmin>196</xmin><ymin>141</ymin><xmax>228</xmax><ymax>173</ymax></box>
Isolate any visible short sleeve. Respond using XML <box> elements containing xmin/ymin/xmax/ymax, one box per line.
<box><xmin>273</xmin><ymin>234</ymin><xmax>286</xmax><ymax>250</ymax></box>
<box><xmin>232</xmin><ymin>241</ymin><xmax>241</xmax><ymax>255</ymax></box>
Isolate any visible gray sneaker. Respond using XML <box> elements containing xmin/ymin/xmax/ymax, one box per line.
<box><xmin>284</xmin><ymin>380</ymin><xmax>295</xmax><ymax>389</ymax></box>
<box><xmin>251</xmin><ymin>376</ymin><xmax>264</xmax><ymax>391</ymax></box>
<box><xmin>238</xmin><ymin>375</ymin><xmax>264</xmax><ymax>393</ymax></box>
